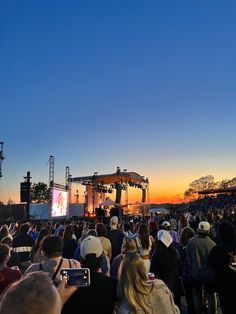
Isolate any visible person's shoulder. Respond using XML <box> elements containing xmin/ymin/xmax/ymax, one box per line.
<box><xmin>152</xmin><ymin>278</ymin><xmax>168</xmax><ymax>290</ymax></box>
<box><xmin>25</xmin><ymin>233</ymin><xmax>35</xmax><ymax>242</ymax></box>
<box><xmin>3</xmin><ymin>267</ymin><xmax>21</xmax><ymax>277</ymax></box>
<box><xmin>117</xmin><ymin>229</ymin><xmax>125</xmax><ymax>237</ymax></box>
<box><xmin>186</xmin><ymin>235</ymin><xmax>197</xmax><ymax>248</ymax></box>
<box><xmin>117</xmin><ymin>301</ymin><xmax>131</xmax><ymax>314</ymax></box>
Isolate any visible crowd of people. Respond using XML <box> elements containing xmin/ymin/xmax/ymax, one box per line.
<box><xmin>0</xmin><ymin>208</ymin><xmax>235</xmax><ymax>314</ymax></box>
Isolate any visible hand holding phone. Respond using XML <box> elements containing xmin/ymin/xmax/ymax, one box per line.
<box><xmin>60</xmin><ymin>268</ymin><xmax>90</xmax><ymax>287</ymax></box>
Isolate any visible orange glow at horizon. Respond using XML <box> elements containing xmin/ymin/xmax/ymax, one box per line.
<box><xmin>2</xmin><ymin>169</ymin><xmax>235</xmax><ymax>205</ymax></box>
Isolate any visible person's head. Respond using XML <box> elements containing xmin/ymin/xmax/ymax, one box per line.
<box><xmin>63</xmin><ymin>225</ymin><xmax>74</xmax><ymax>241</ymax></box>
<box><xmin>80</xmin><ymin>236</ymin><xmax>104</xmax><ymax>272</ymax></box>
<box><xmin>1</xmin><ymin>237</ymin><xmax>13</xmax><ymax>248</ymax></box>
<box><xmin>0</xmin><ymin>272</ymin><xmax>61</xmax><ymax>314</ymax></box>
<box><xmin>137</xmin><ymin>224</ymin><xmax>150</xmax><ymax>250</ymax></box>
<box><xmin>65</xmin><ymin>220</ymin><xmax>71</xmax><ymax>226</ymax></box>
<box><xmin>161</xmin><ymin>221</ymin><xmax>171</xmax><ymax>231</ymax></box>
<box><xmin>180</xmin><ymin>213</ymin><xmax>188</xmax><ymax>227</ymax></box>
<box><xmin>0</xmin><ymin>226</ymin><xmax>9</xmax><ymax>241</ymax></box>
<box><xmin>35</xmin><ymin>228</ymin><xmax>49</xmax><ymax>249</ymax></box>
<box><xmin>118</xmin><ymin>253</ymin><xmax>151</xmax><ymax>313</ymax></box>
<box><xmin>0</xmin><ymin>244</ymin><xmax>10</xmax><ymax>265</ymax></box>
<box><xmin>123</xmin><ymin>222</ymin><xmax>131</xmax><ymax>233</ymax></box>
<box><xmin>218</xmin><ymin>220</ymin><xmax>236</xmax><ymax>244</ymax></box>
<box><xmin>79</xmin><ymin>227</ymin><xmax>89</xmax><ymax>244</ymax></box>
<box><xmin>96</xmin><ymin>223</ymin><xmax>107</xmax><ymax>237</ymax></box>
<box><xmin>149</xmin><ymin>221</ymin><xmax>158</xmax><ymax>233</ymax></box>
<box><xmin>110</xmin><ymin>216</ymin><xmax>118</xmax><ymax>229</ymax></box>
<box><xmin>180</xmin><ymin>226</ymin><xmax>196</xmax><ymax>247</ymax></box>
<box><xmin>87</xmin><ymin>229</ymin><xmax>97</xmax><ymax>237</ymax></box>
<box><xmin>121</xmin><ymin>237</ymin><xmax>137</xmax><ymax>254</ymax></box>
<box><xmin>197</xmin><ymin>221</ymin><xmax>210</xmax><ymax>236</ymax></box>
<box><xmin>21</xmin><ymin>223</ymin><xmax>29</xmax><ymax>235</ymax></box>
<box><xmin>35</xmin><ymin>225</ymin><xmax>41</xmax><ymax>233</ymax></box>
<box><xmin>42</xmin><ymin>236</ymin><xmax>63</xmax><ymax>258</ymax></box>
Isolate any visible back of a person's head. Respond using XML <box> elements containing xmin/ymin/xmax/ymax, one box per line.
<box><xmin>35</xmin><ymin>225</ymin><xmax>41</xmax><ymax>233</ymax></box>
<box><xmin>63</xmin><ymin>225</ymin><xmax>73</xmax><ymax>241</ymax></box>
<box><xmin>197</xmin><ymin>221</ymin><xmax>210</xmax><ymax>236</ymax></box>
<box><xmin>123</xmin><ymin>222</ymin><xmax>130</xmax><ymax>232</ymax></box>
<box><xmin>37</xmin><ymin>228</ymin><xmax>49</xmax><ymax>242</ymax></box>
<box><xmin>0</xmin><ymin>227</ymin><xmax>8</xmax><ymax>241</ymax></box>
<box><xmin>0</xmin><ymin>272</ymin><xmax>60</xmax><ymax>314</ymax></box>
<box><xmin>0</xmin><ymin>244</ymin><xmax>10</xmax><ymax>264</ymax></box>
<box><xmin>42</xmin><ymin>236</ymin><xmax>63</xmax><ymax>258</ymax></box>
<box><xmin>118</xmin><ymin>253</ymin><xmax>150</xmax><ymax>313</ymax></box>
<box><xmin>118</xmin><ymin>253</ymin><xmax>147</xmax><ymax>286</ymax></box>
<box><xmin>80</xmin><ymin>236</ymin><xmax>104</xmax><ymax>272</ymax></box>
<box><xmin>180</xmin><ymin>226</ymin><xmax>196</xmax><ymax>247</ymax></box>
<box><xmin>121</xmin><ymin>237</ymin><xmax>137</xmax><ymax>254</ymax></box>
<box><xmin>96</xmin><ymin>223</ymin><xmax>107</xmax><ymax>237</ymax></box>
<box><xmin>219</xmin><ymin>220</ymin><xmax>236</xmax><ymax>244</ymax></box>
<box><xmin>20</xmin><ymin>223</ymin><xmax>29</xmax><ymax>235</ymax></box>
<box><xmin>87</xmin><ymin>229</ymin><xmax>97</xmax><ymax>237</ymax></box>
<box><xmin>65</xmin><ymin>219</ymin><xmax>71</xmax><ymax>226</ymax></box>
<box><xmin>138</xmin><ymin>224</ymin><xmax>149</xmax><ymax>249</ymax></box>
<box><xmin>110</xmin><ymin>216</ymin><xmax>118</xmax><ymax>228</ymax></box>
<box><xmin>1</xmin><ymin>237</ymin><xmax>13</xmax><ymax>248</ymax></box>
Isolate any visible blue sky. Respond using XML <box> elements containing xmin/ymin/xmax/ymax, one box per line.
<box><xmin>1</xmin><ymin>0</ymin><xmax>236</xmax><ymax>203</ymax></box>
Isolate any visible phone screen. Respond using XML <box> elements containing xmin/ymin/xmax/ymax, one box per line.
<box><xmin>60</xmin><ymin>268</ymin><xmax>90</xmax><ymax>287</ymax></box>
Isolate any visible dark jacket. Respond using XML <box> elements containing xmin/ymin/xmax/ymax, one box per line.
<box><xmin>62</xmin><ymin>272</ymin><xmax>118</xmax><ymax>314</ymax></box>
<box><xmin>13</xmin><ymin>233</ymin><xmax>35</xmax><ymax>263</ymax></box>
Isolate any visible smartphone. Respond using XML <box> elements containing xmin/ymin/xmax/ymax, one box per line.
<box><xmin>60</xmin><ymin>268</ymin><xmax>90</xmax><ymax>287</ymax></box>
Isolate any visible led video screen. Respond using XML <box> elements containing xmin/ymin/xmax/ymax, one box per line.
<box><xmin>51</xmin><ymin>189</ymin><xmax>68</xmax><ymax>217</ymax></box>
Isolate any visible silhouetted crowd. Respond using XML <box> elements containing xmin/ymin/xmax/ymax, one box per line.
<box><xmin>0</xmin><ymin>208</ymin><xmax>235</xmax><ymax>314</ymax></box>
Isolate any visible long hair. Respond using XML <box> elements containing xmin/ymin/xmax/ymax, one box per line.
<box><xmin>121</xmin><ymin>237</ymin><xmax>137</xmax><ymax>254</ymax></box>
<box><xmin>34</xmin><ymin>228</ymin><xmax>49</xmax><ymax>252</ymax></box>
<box><xmin>118</xmin><ymin>253</ymin><xmax>152</xmax><ymax>313</ymax></box>
<box><xmin>138</xmin><ymin>224</ymin><xmax>149</xmax><ymax>250</ymax></box>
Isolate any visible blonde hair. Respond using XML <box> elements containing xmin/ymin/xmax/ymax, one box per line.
<box><xmin>121</xmin><ymin>237</ymin><xmax>137</xmax><ymax>254</ymax></box>
<box><xmin>118</xmin><ymin>253</ymin><xmax>152</xmax><ymax>313</ymax></box>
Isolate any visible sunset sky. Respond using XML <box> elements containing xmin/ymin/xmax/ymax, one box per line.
<box><xmin>1</xmin><ymin>1</ymin><xmax>236</xmax><ymax>205</ymax></box>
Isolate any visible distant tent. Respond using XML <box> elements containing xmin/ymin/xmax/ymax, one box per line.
<box><xmin>149</xmin><ymin>207</ymin><xmax>169</xmax><ymax>214</ymax></box>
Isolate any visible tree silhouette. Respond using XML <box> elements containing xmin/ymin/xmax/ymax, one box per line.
<box><xmin>184</xmin><ymin>175</ymin><xmax>216</xmax><ymax>200</ymax></box>
<box><xmin>31</xmin><ymin>182</ymin><xmax>50</xmax><ymax>203</ymax></box>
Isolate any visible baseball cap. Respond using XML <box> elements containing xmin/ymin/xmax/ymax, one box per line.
<box><xmin>162</xmin><ymin>221</ymin><xmax>171</xmax><ymax>227</ymax></box>
<box><xmin>81</xmin><ymin>236</ymin><xmax>103</xmax><ymax>259</ymax></box>
<box><xmin>197</xmin><ymin>221</ymin><xmax>210</xmax><ymax>234</ymax></box>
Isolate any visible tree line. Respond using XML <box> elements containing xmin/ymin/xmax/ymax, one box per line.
<box><xmin>184</xmin><ymin>175</ymin><xmax>236</xmax><ymax>200</ymax></box>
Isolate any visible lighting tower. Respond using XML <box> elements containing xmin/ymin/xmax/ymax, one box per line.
<box><xmin>65</xmin><ymin>166</ymin><xmax>71</xmax><ymax>204</ymax></box>
<box><xmin>49</xmin><ymin>155</ymin><xmax>54</xmax><ymax>187</ymax></box>
<box><xmin>65</xmin><ymin>166</ymin><xmax>70</xmax><ymax>187</ymax></box>
<box><xmin>0</xmin><ymin>142</ymin><xmax>4</xmax><ymax>178</ymax></box>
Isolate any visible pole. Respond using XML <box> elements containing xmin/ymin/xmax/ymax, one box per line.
<box><xmin>25</xmin><ymin>171</ymin><xmax>31</xmax><ymax>221</ymax></box>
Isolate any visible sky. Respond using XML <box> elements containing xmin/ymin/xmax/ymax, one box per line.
<box><xmin>1</xmin><ymin>0</ymin><xmax>236</xmax><ymax>205</ymax></box>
